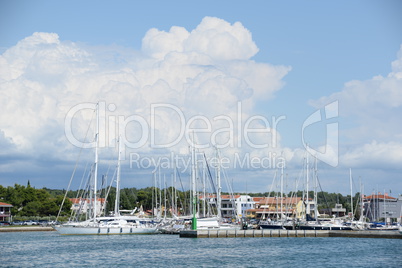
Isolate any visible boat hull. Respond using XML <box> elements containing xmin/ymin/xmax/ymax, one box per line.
<box><xmin>298</xmin><ymin>225</ymin><xmax>352</xmax><ymax>231</ymax></box>
<box><xmin>54</xmin><ymin>226</ymin><xmax>158</xmax><ymax>235</ymax></box>
<box><xmin>259</xmin><ymin>224</ymin><xmax>286</xmax><ymax>230</ymax></box>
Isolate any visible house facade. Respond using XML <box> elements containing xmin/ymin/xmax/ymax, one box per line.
<box><xmin>0</xmin><ymin>202</ymin><xmax>13</xmax><ymax>222</ymax></box>
<box><xmin>70</xmin><ymin>198</ymin><xmax>106</xmax><ymax>217</ymax></box>
<box><xmin>363</xmin><ymin>193</ymin><xmax>402</xmax><ymax>223</ymax></box>
<box><xmin>246</xmin><ymin>197</ymin><xmax>302</xmax><ymax>220</ymax></box>
<box><xmin>220</xmin><ymin>195</ymin><xmax>255</xmax><ymax>219</ymax></box>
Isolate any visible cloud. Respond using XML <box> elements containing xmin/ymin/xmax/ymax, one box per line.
<box><xmin>142</xmin><ymin>17</ymin><xmax>259</xmax><ymax>61</ymax></box>
<box><xmin>311</xmin><ymin>45</ymin><xmax>402</xmax><ymax>113</ymax></box>
<box><xmin>341</xmin><ymin>140</ymin><xmax>402</xmax><ymax>168</ymax></box>
<box><xmin>310</xmin><ymin>45</ymin><xmax>402</xmax><ymax>171</ymax></box>
<box><xmin>0</xmin><ymin>17</ymin><xmax>290</xmax><ymax>187</ymax></box>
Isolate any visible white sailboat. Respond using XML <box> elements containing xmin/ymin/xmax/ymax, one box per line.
<box><xmin>158</xmin><ymin>146</ymin><xmax>240</xmax><ymax>233</ymax></box>
<box><xmin>55</xmin><ymin>104</ymin><xmax>158</xmax><ymax>235</ymax></box>
<box><xmin>298</xmin><ymin>155</ymin><xmax>352</xmax><ymax>231</ymax></box>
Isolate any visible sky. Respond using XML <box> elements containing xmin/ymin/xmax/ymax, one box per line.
<box><xmin>1</xmin><ymin>0</ymin><xmax>402</xmax><ymax>196</ymax></box>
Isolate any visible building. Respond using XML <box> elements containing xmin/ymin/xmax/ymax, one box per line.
<box><xmin>199</xmin><ymin>194</ymin><xmax>256</xmax><ymax>219</ymax></box>
<box><xmin>331</xmin><ymin>203</ymin><xmax>346</xmax><ymax>217</ymax></box>
<box><xmin>220</xmin><ymin>195</ymin><xmax>255</xmax><ymax>219</ymax></box>
<box><xmin>246</xmin><ymin>197</ymin><xmax>302</xmax><ymax>220</ymax></box>
<box><xmin>363</xmin><ymin>193</ymin><xmax>402</xmax><ymax>223</ymax></box>
<box><xmin>0</xmin><ymin>202</ymin><xmax>13</xmax><ymax>222</ymax></box>
<box><xmin>70</xmin><ymin>198</ymin><xmax>106</xmax><ymax>217</ymax></box>
<box><xmin>294</xmin><ymin>199</ymin><xmax>317</xmax><ymax>219</ymax></box>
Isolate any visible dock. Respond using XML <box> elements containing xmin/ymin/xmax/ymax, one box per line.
<box><xmin>180</xmin><ymin>229</ymin><xmax>402</xmax><ymax>239</ymax></box>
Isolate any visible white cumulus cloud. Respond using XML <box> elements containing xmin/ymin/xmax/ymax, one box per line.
<box><xmin>310</xmin><ymin>44</ymin><xmax>402</xmax><ymax>171</ymax></box>
<box><xmin>0</xmin><ymin>17</ymin><xmax>290</xmax><ymax>182</ymax></box>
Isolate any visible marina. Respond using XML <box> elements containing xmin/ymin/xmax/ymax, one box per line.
<box><xmin>2</xmin><ymin>226</ymin><xmax>401</xmax><ymax>240</ymax></box>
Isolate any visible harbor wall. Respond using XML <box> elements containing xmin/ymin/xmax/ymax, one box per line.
<box><xmin>180</xmin><ymin>229</ymin><xmax>402</xmax><ymax>239</ymax></box>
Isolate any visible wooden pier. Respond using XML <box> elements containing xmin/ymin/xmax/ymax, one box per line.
<box><xmin>180</xmin><ymin>229</ymin><xmax>402</xmax><ymax>239</ymax></box>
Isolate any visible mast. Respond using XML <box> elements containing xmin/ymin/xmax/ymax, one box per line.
<box><xmin>191</xmin><ymin>142</ymin><xmax>197</xmax><ymax>230</ymax></box>
<box><xmin>114</xmin><ymin>135</ymin><xmax>122</xmax><ymax>216</ymax></box>
<box><xmin>202</xmin><ymin>161</ymin><xmax>206</xmax><ymax>218</ymax></box>
<box><xmin>174</xmin><ymin>160</ymin><xmax>178</xmax><ymax>217</ymax></box>
<box><xmin>164</xmin><ymin>174</ymin><xmax>167</xmax><ymax>219</ymax></box>
<box><xmin>93</xmin><ymin>102</ymin><xmax>99</xmax><ymax>220</ymax></box>
<box><xmin>159</xmin><ymin>165</ymin><xmax>162</xmax><ymax>218</ymax></box>
<box><xmin>314</xmin><ymin>157</ymin><xmax>318</xmax><ymax>222</ymax></box>
<box><xmin>280</xmin><ymin>163</ymin><xmax>284</xmax><ymax>221</ymax></box>
<box><xmin>350</xmin><ymin>168</ymin><xmax>353</xmax><ymax>220</ymax></box>
<box><xmin>216</xmin><ymin>148</ymin><xmax>222</xmax><ymax>220</ymax></box>
<box><xmin>152</xmin><ymin>171</ymin><xmax>155</xmax><ymax>219</ymax></box>
<box><xmin>359</xmin><ymin>178</ymin><xmax>364</xmax><ymax>222</ymax></box>
<box><xmin>383</xmin><ymin>189</ymin><xmax>386</xmax><ymax>224</ymax></box>
<box><xmin>172</xmin><ymin>173</ymin><xmax>175</xmax><ymax>217</ymax></box>
<box><xmin>306</xmin><ymin>153</ymin><xmax>310</xmax><ymax>217</ymax></box>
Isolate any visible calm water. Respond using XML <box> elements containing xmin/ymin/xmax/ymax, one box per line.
<box><xmin>1</xmin><ymin>231</ymin><xmax>401</xmax><ymax>267</ymax></box>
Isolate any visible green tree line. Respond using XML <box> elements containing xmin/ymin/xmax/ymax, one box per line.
<box><xmin>0</xmin><ymin>183</ymin><xmax>72</xmax><ymax>219</ymax></box>
<box><xmin>1</xmin><ymin>182</ymin><xmax>361</xmax><ymax>219</ymax></box>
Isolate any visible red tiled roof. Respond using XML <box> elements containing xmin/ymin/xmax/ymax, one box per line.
<box><xmin>70</xmin><ymin>198</ymin><xmax>106</xmax><ymax>204</ymax></box>
<box><xmin>364</xmin><ymin>194</ymin><xmax>396</xmax><ymax>200</ymax></box>
<box><xmin>221</xmin><ymin>195</ymin><xmax>241</xmax><ymax>199</ymax></box>
<box><xmin>0</xmin><ymin>202</ymin><xmax>13</xmax><ymax>207</ymax></box>
<box><xmin>252</xmin><ymin>197</ymin><xmax>265</xmax><ymax>202</ymax></box>
<box><xmin>246</xmin><ymin>208</ymin><xmax>295</xmax><ymax>213</ymax></box>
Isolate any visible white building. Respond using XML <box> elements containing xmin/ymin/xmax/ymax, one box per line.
<box><xmin>220</xmin><ymin>195</ymin><xmax>255</xmax><ymax>219</ymax></box>
<box><xmin>70</xmin><ymin>198</ymin><xmax>106</xmax><ymax>217</ymax></box>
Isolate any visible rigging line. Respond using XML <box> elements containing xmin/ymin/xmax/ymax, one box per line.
<box><xmin>220</xmin><ymin>160</ymin><xmax>238</xmax><ymax>219</ymax></box>
<box><xmin>203</xmin><ymin>153</ymin><xmax>217</xmax><ymax>195</ymax></box>
<box><xmin>56</xmin><ymin>107</ymin><xmax>96</xmax><ymax>222</ymax></box>
<box><xmin>201</xmin><ymin>157</ymin><xmax>217</xmax><ymax>217</ymax></box>
<box><xmin>103</xmin><ymin>168</ymin><xmax>117</xmax><ymax>216</ymax></box>
<box><xmin>261</xmin><ymin>170</ymin><xmax>277</xmax><ymax>218</ymax></box>
<box><xmin>316</xmin><ymin>173</ymin><xmax>331</xmax><ymax>214</ymax></box>
<box><xmin>72</xmin><ymin>171</ymin><xmax>92</xmax><ymax>222</ymax></box>
<box><xmin>175</xmin><ymin>166</ymin><xmax>187</xmax><ymax>215</ymax></box>
<box><xmin>164</xmin><ymin>179</ymin><xmax>175</xmax><ymax>217</ymax></box>
<box><xmin>69</xmin><ymin>162</ymin><xmax>89</xmax><ymax>221</ymax></box>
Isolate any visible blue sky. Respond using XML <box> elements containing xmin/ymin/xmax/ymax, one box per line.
<box><xmin>1</xmin><ymin>0</ymin><xmax>402</xmax><ymax>195</ymax></box>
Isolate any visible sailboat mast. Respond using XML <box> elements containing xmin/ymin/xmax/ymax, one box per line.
<box><xmin>280</xmin><ymin>163</ymin><xmax>283</xmax><ymax>220</ymax></box>
<box><xmin>93</xmin><ymin>102</ymin><xmax>99</xmax><ymax>220</ymax></box>
<box><xmin>216</xmin><ymin>148</ymin><xmax>222</xmax><ymax>220</ymax></box>
<box><xmin>202</xmin><ymin>162</ymin><xmax>206</xmax><ymax>218</ymax></box>
<box><xmin>306</xmin><ymin>153</ymin><xmax>310</xmax><ymax>216</ymax></box>
<box><xmin>314</xmin><ymin>157</ymin><xmax>318</xmax><ymax>222</ymax></box>
<box><xmin>114</xmin><ymin>135</ymin><xmax>122</xmax><ymax>216</ymax></box>
<box><xmin>350</xmin><ymin>168</ymin><xmax>353</xmax><ymax>220</ymax></box>
<box><xmin>191</xmin><ymin>142</ymin><xmax>197</xmax><ymax>230</ymax></box>
<box><xmin>360</xmin><ymin>178</ymin><xmax>364</xmax><ymax>222</ymax></box>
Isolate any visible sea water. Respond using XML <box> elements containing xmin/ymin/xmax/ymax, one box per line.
<box><xmin>1</xmin><ymin>231</ymin><xmax>401</xmax><ymax>267</ymax></box>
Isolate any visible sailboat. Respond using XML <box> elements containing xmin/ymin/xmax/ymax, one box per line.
<box><xmin>158</xmin><ymin>146</ymin><xmax>240</xmax><ymax>233</ymax></box>
<box><xmin>259</xmin><ymin>164</ymin><xmax>294</xmax><ymax>230</ymax></box>
<box><xmin>55</xmin><ymin>104</ymin><xmax>158</xmax><ymax>235</ymax></box>
<box><xmin>297</xmin><ymin>155</ymin><xmax>352</xmax><ymax>231</ymax></box>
